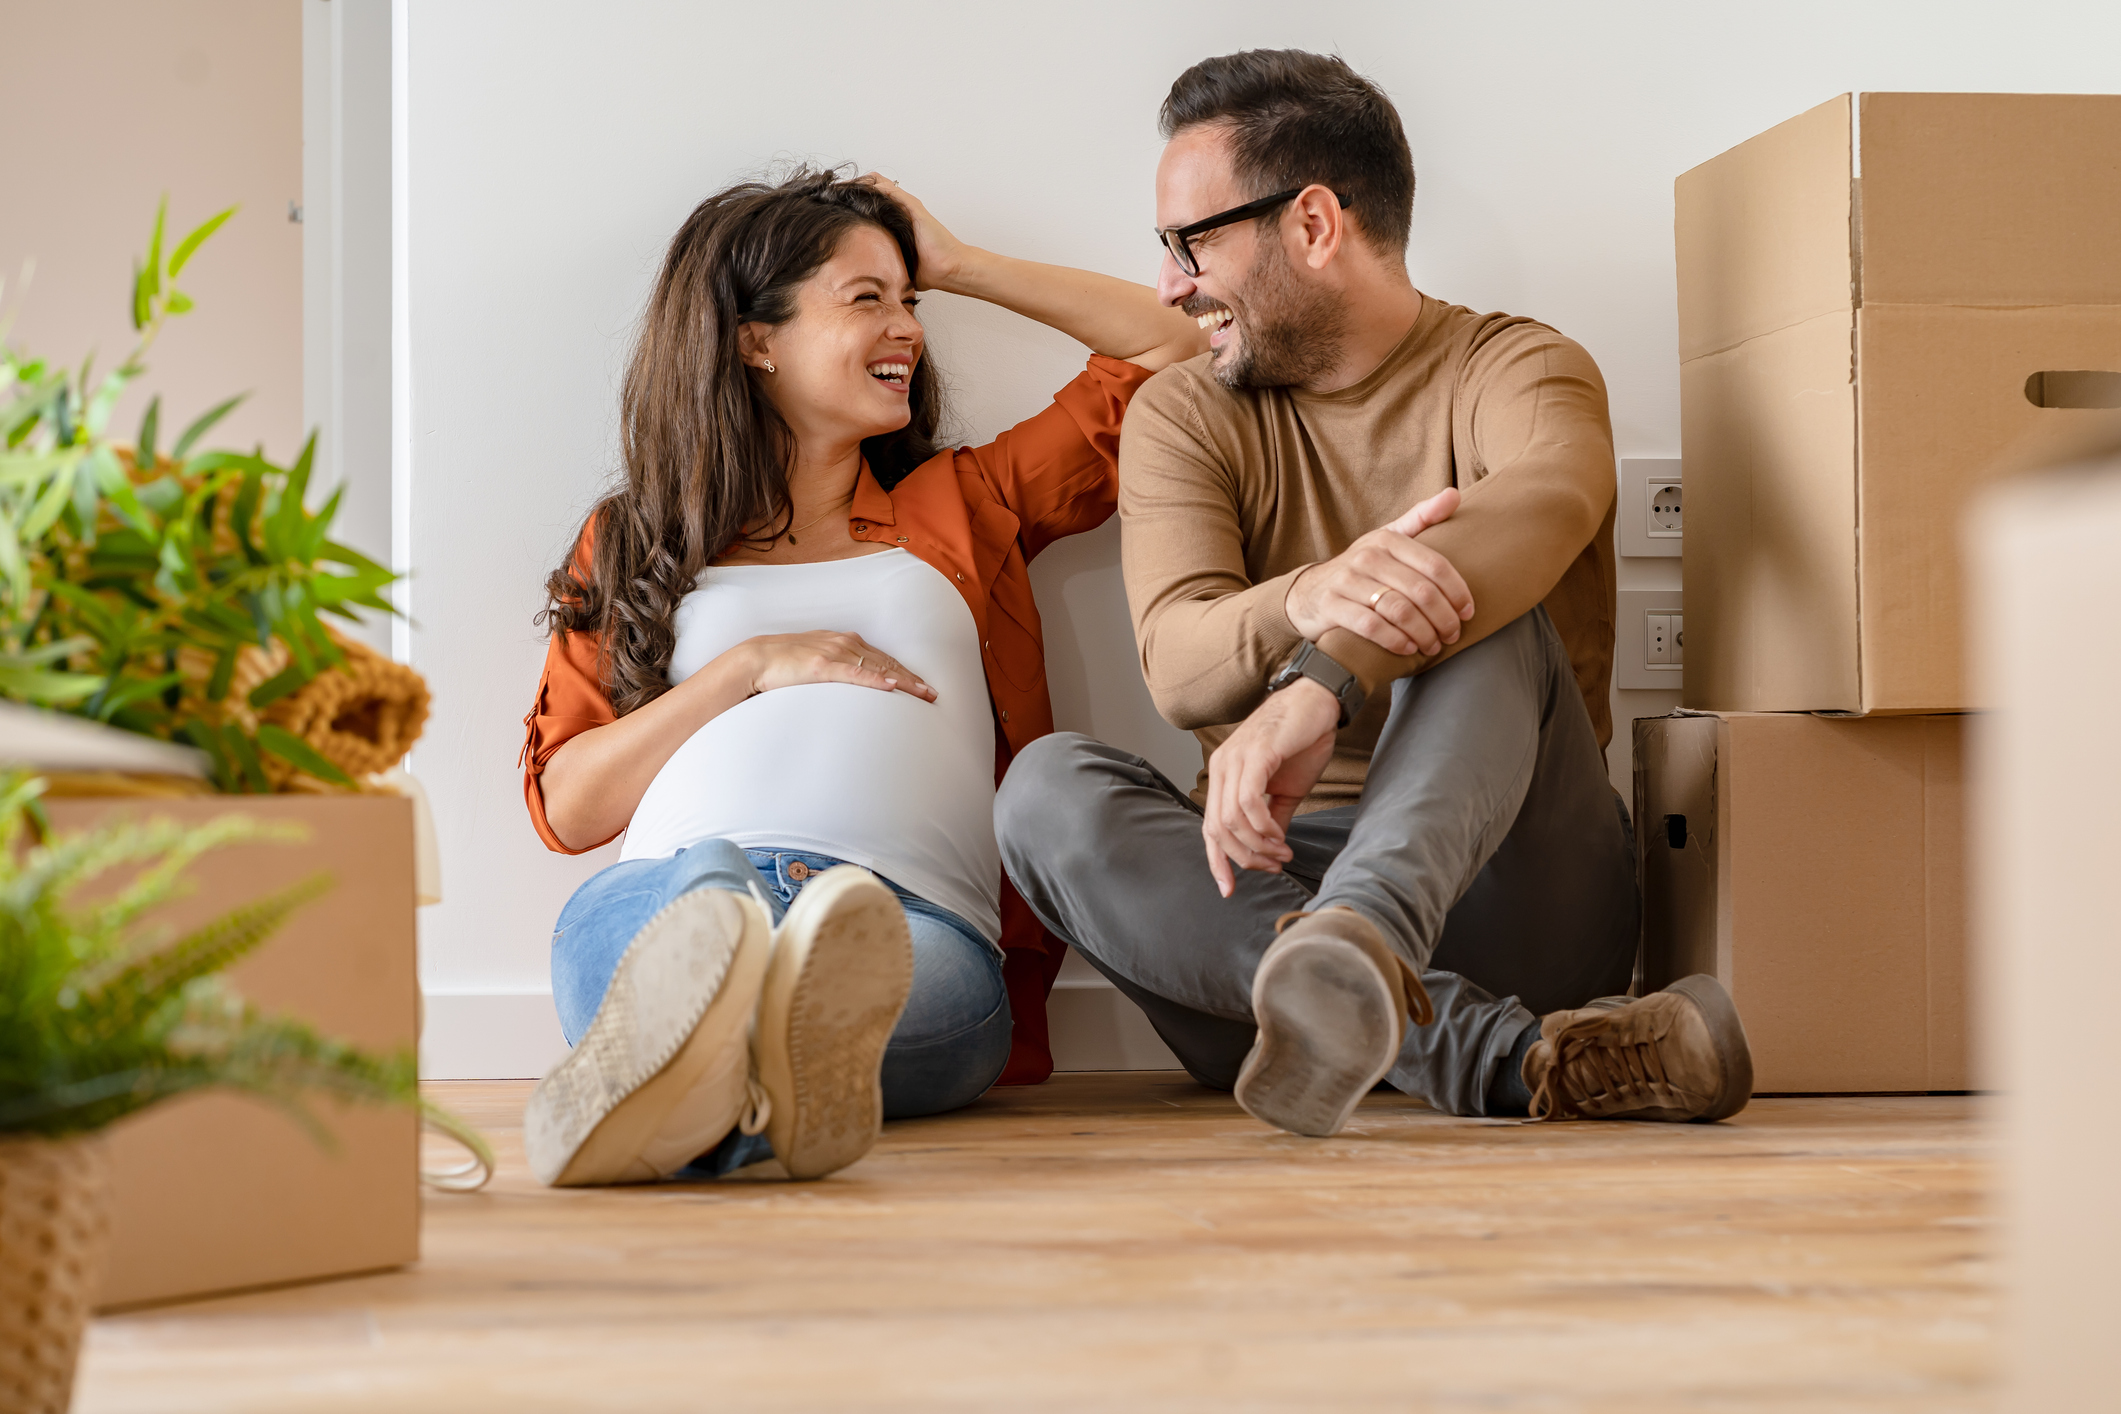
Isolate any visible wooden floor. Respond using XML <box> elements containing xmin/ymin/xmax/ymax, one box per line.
<box><xmin>75</xmin><ymin>1075</ymin><xmax>1992</xmax><ymax>1412</ymax></box>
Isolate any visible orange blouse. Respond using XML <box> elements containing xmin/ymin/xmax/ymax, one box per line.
<box><xmin>519</xmin><ymin>354</ymin><xmax>1155</xmax><ymax>1082</ymax></box>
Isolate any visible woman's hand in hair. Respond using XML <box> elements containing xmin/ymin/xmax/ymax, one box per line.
<box><xmin>859</xmin><ymin>172</ymin><xmax>1205</xmax><ymax>373</ymax></box>
<box><xmin>743</xmin><ymin>630</ymin><xmax>936</xmax><ymax>702</ymax></box>
<box><xmin>857</xmin><ymin>174</ymin><xmax>967</xmax><ymax>293</ymax></box>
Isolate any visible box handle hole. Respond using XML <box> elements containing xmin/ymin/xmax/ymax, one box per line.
<box><xmin>1663</xmin><ymin>813</ymin><xmax>1688</xmax><ymax>850</ymax></box>
<box><xmin>2025</xmin><ymin>370</ymin><xmax>2121</xmax><ymax>409</ymax></box>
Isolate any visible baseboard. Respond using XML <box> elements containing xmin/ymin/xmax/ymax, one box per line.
<box><xmin>420</xmin><ymin>975</ymin><xmax>1179</xmax><ymax>1081</ymax></box>
<box><xmin>1046</xmin><ymin>979</ymin><xmax>1182</xmax><ymax>1071</ymax></box>
<box><xmin>419</xmin><ymin>988</ymin><xmax>569</xmax><ymax>1080</ymax></box>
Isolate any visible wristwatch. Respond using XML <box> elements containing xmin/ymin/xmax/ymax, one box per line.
<box><xmin>1266</xmin><ymin>640</ymin><xmax>1366</xmax><ymax>729</ymax></box>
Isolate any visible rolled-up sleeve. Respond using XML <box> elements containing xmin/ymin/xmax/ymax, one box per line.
<box><xmin>520</xmin><ymin>533</ymin><xmax>621</xmax><ymax>855</ymax></box>
<box><xmin>960</xmin><ymin>355</ymin><xmax>1153</xmax><ymax>559</ymax></box>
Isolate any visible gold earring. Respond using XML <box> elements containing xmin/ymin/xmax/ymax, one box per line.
<box><xmin>762</xmin><ymin>359</ymin><xmax>775</xmax><ymax>373</ymax></box>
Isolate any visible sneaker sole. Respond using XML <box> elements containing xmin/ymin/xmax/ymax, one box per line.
<box><xmin>1669</xmin><ymin>973</ymin><xmax>1755</xmax><ymax>1122</ymax></box>
<box><xmin>1235</xmin><ymin>935</ymin><xmax>1399</xmax><ymax>1138</ymax></box>
<box><xmin>755</xmin><ymin>867</ymin><xmax>913</xmax><ymax>1181</ymax></box>
<box><xmin>524</xmin><ymin>888</ymin><xmax>771</xmax><ymax>1186</ymax></box>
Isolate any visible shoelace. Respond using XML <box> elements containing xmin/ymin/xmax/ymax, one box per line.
<box><xmin>1528</xmin><ymin>1013</ymin><xmax>1674</xmax><ymax>1122</ymax></box>
<box><xmin>738</xmin><ymin>1073</ymin><xmax>773</xmax><ymax>1137</ymax></box>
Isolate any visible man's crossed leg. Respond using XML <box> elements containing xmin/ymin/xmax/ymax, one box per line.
<box><xmin>999</xmin><ymin>609</ymin><xmax>1749</xmax><ymax>1125</ymax></box>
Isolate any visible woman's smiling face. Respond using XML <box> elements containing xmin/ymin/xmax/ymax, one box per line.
<box><xmin>744</xmin><ymin>223</ymin><xmax>924</xmax><ymax>453</ymax></box>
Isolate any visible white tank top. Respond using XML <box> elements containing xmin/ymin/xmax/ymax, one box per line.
<box><xmin>619</xmin><ymin>549</ymin><xmax>1000</xmax><ymax>943</ymax></box>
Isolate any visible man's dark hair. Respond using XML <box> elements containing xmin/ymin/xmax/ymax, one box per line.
<box><xmin>1160</xmin><ymin>49</ymin><xmax>1414</xmax><ymax>255</ymax></box>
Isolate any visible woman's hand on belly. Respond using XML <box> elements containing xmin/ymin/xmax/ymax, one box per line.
<box><xmin>538</xmin><ymin>630</ymin><xmax>932</xmax><ymax>851</ymax></box>
<box><xmin>746</xmin><ymin>630</ymin><xmax>936</xmax><ymax>703</ymax></box>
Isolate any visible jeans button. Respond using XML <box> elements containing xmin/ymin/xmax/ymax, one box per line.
<box><xmin>787</xmin><ymin>861</ymin><xmax>810</xmax><ymax>882</ymax></box>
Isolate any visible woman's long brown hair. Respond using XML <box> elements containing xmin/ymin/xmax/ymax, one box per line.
<box><xmin>539</xmin><ymin>168</ymin><xmax>943</xmax><ymax>715</ymax></box>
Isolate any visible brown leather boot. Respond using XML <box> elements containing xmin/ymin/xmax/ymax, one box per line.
<box><xmin>1234</xmin><ymin>908</ymin><xmax>1435</xmax><ymax>1137</ymax></box>
<box><xmin>1523</xmin><ymin>975</ymin><xmax>1754</xmax><ymax>1123</ymax></box>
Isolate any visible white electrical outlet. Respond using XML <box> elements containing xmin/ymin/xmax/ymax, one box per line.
<box><xmin>1619</xmin><ymin>458</ymin><xmax>1682</xmax><ymax>558</ymax></box>
<box><xmin>1615</xmin><ymin>590</ymin><xmax>1684</xmax><ymax>688</ymax></box>
<box><xmin>1648</xmin><ymin>482</ymin><xmax>1682</xmax><ymax>537</ymax></box>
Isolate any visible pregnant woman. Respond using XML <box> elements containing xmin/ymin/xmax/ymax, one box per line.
<box><xmin>519</xmin><ymin>169</ymin><xmax>1203</xmax><ymax>1186</ymax></box>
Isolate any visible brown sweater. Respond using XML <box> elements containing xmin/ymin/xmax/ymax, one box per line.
<box><xmin>1117</xmin><ymin>294</ymin><xmax>1617</xmax><ymax>810</ymax></box>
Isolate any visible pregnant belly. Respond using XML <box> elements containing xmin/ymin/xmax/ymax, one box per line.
<box><xmin>619</xmin><ymin>683</ymin><xmax>999</xmax><ymax>901</ymax></box>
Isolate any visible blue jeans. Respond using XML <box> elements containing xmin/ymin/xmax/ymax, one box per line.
<box><xmin>551</xmin><ymin>839</ymin><xmax>1011</xmax><ymax>1176</ymax></box>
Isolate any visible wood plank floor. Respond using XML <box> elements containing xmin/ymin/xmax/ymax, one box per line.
<box><xmin>75</xmin><ymin>1075</ymin><xmax>1993</xmax><ymax>1412</ymax></box>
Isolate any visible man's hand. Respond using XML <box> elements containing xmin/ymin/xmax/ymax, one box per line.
<box><xmin>1201</xmin><ymin>677</ymin><xmax>1341</xmax><ymax>898</ymax></box>
<box><xmin>1284</xmin><ymin>487</ymin><xmax>1473</xmax><ymax>658</ymax></box>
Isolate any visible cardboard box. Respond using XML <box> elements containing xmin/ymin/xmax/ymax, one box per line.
<box><xmin>1971</xmin><ymin>449</ymin><xmax>2121</xmax><ymax>1411</ymax></box>
<box><xmin>1675</xmin><ymin>92</ymin><xmax>2121</xmax><ymax>714</ymax></box>
<box><xmin>38</xmin><ymin>795</ymin><xmax>421</xmax><ymax>1309</ymax></box>
<box><xmin>1633</xmin><ymin>711</ymin><xmax>1966</xmax><ymax>1093</ymax></box>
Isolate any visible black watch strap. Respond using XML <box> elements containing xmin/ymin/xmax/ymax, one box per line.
<box><xmin>1267</xmin><ymin>640</ymin><xmax>1366</xmax><ymax>728</ymax></box>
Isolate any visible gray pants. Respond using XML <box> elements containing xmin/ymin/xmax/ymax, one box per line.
<box><xmin>996</xmin><ymin>608</ymin><xmax>1637</xmax><ymax>1116</ymax></box>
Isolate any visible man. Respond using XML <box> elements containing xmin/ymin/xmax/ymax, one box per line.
<box><xmin>997</xmin><ymin>49</ymin><xmax>1752</xmax><ymax>1135</ymax></box>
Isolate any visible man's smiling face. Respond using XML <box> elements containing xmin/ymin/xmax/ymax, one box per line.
<box><xmin>1154</xmin><ymin>126</ymin><xmax>1344</xmax><ymax>390</ymax></box>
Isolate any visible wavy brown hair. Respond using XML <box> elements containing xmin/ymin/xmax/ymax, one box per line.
<box><xmin>539</xmin><ymin>168</ymin><xmax>943</xmax><ymax>715</ymax></box>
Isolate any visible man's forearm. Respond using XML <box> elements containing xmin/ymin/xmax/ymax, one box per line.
<box><xmin>1317</xmin><ymin>451</ymin><xmax>1608</xmax><ymax>700</ymax></box>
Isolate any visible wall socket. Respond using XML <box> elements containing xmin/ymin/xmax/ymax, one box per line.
<box><xmin>1619</xmin><ymin>458</ymin><xmax>1683</xmax><ymax>558</ymax></box>
<box><xmin>1615</xmin><ymin>589</ymin><xmax>1684</xmax><ymax>689</ymax></box>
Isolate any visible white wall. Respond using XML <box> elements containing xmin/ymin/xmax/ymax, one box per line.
<box><xmin>0</xmin><ymin>0</ymin><xmax>301</xmax><ymax>465</ymax></box>
<box><xmin>398</xmin><ymin>0</ymin><xmax>2121</xmax><ymax>1075</ymax></box>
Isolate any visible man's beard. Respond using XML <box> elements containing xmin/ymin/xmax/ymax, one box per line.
<box><xmin>1210</xmin><ymin>236</ymin><xmax>1347</xmax><ymax>391</ymax></box>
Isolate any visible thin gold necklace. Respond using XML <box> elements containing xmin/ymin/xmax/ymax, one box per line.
<box><xmin>780</xmin><ymin>498</ymin><xmax>851</xmax><ymax>546</ymax></box>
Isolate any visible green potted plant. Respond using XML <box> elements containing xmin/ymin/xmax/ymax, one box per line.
<box><xmin>0</xmin><ymin>771</ymin><xmax>488</xmax><ymax>1414</ymax></box>
<box><xmin>1</xmin><ymin>199</ymin><xmax>401</xmax><ymax>789</ymax></box>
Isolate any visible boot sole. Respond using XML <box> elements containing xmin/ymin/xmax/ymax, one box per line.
<box><xmin>524</xmin><ymin>889</ymin><xmax>771</xmax><ymax>1186</ymax></box>
<box><xmin>1235</xmin><ymin>935</ymin><xmax>1399</xmax><ymax>1138</ymax></box>
<box><xmin>755</xmin><ymin>867</ymin><xmax>913</xmax><ymax>1181</ymax></box>
<box><xmin>1669</xmin><ymin>973</ymin><xmax>1755</xmax><ymax>1122</ymax></box>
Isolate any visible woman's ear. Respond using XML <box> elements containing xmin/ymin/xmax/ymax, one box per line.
<box><xmin>737</xmin><ymin>321</ymin><xmax>774</xmax><ymax>370</ymax></box>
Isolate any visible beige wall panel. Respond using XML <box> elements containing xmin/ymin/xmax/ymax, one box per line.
<box><xmin>1974</xmin><ymin>455</ymin><xmax>2121</xmax><ymax>1412</ymax></box>
<box><xmin>0</xmin><ymin>0</ymin><xmax>301</xmax><ymax>461</ymax></box>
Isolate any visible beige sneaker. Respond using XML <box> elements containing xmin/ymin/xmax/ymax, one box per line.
<box><xmin>751</xmin><ymin>866</ymin><xmax>914</xmax><ymax>1180</ymax></box>
<box><xmin>1234</xmin><ymin>908</ymin><xmax>1435</xmax><ymax>1138</ymax></box>
<box><xmin>525</xmin><ymin>887</ymin><xmax>772</xmax><ymax>1186</ymax></box>
<box><xmin>1524</xmin><ymin>974</ymin><xmax>1754</xmax><ymax>1122</ymax></box>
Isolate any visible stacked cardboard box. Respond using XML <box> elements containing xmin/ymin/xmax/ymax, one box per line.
<box><xmin>40</xmin><ymin>795</ymin><xmax>424</xmax><ymax>1309</ymax></box>
<box><xmin>1642</xmin><ymin>93</ymin><xmax>2121</xmax><ymax>1091</ymax></box>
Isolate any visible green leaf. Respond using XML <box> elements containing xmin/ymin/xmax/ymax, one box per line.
<box><xmin>143</xmin><ymin>197</ymin><xmax>167</xmax><ymax>303</ymax></box>
<box><xmin>131</xmin><ymin>259</ymin><xmax>149</xmax><ymax>331</ymax></box>
<box><xmin>205</xmin><ymin>647</ymin><xmax>237</xmax><ymax>703</ymax></box>
<box><xmin>90</xmin><ymin>671</ymin><xmax>182</xmax><ymax>721</ymax></box>
<box><xmin>137</xmin><ymin>394</ymin><xmax>161</xmax><ymax>467</ymax></box>
<box><xmin>0</xmin><ymin>665</ymin><xmax>105</xmax><ymax>706</ymax></box>
<box><xmin>168</xmin><ymin>205</ymin><xmax>236</xmax><ymax>278</ymax></box>
<box><xmin>20</xmin><ymin>462</ymin><xmax>77</xmax><ymax>542</ymax></box>
<box><xmin>171</xmin><ymin>393</ymin><xmax>247</xmax><ymax>461</ymax></box>
<box><xmin>257</xmin><ymin>724</ymin><xmax>356</xmax><ymax>788</ymax></box>
<box><xmin>247</xmin><ymin>661</ymin><xmax>310</xmax><ymax>709</ymax></box>
<box><xmin>0</xmin><ymin>515</ymin><xmax>27</xmax><ymax>607</ymax></box>
<box><xmin>224</xmin><ymin>726</ymin><xmax>272</xmax><ymax>792</ymax></box>
<box><xmin>165</xmin><ymin>291</ymin><xmax>193</xmax><ymax>315</ymax></box>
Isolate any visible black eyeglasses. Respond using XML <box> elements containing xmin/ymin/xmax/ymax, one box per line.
<box><xmin>1154</xmin><ymin>188</ymin><xmax>1351</xmax><ymax>277</ymax></box>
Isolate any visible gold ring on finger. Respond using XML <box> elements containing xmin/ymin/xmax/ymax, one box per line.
<box><xmin>1369</xmin><ymin>589</ymin><xmax>1387</xmax><ymax>608</ymax></box>
<box><xmin>857</xmin><ymin>655</ymin><xmax>866</xmax><ymax>669</ymax></box>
